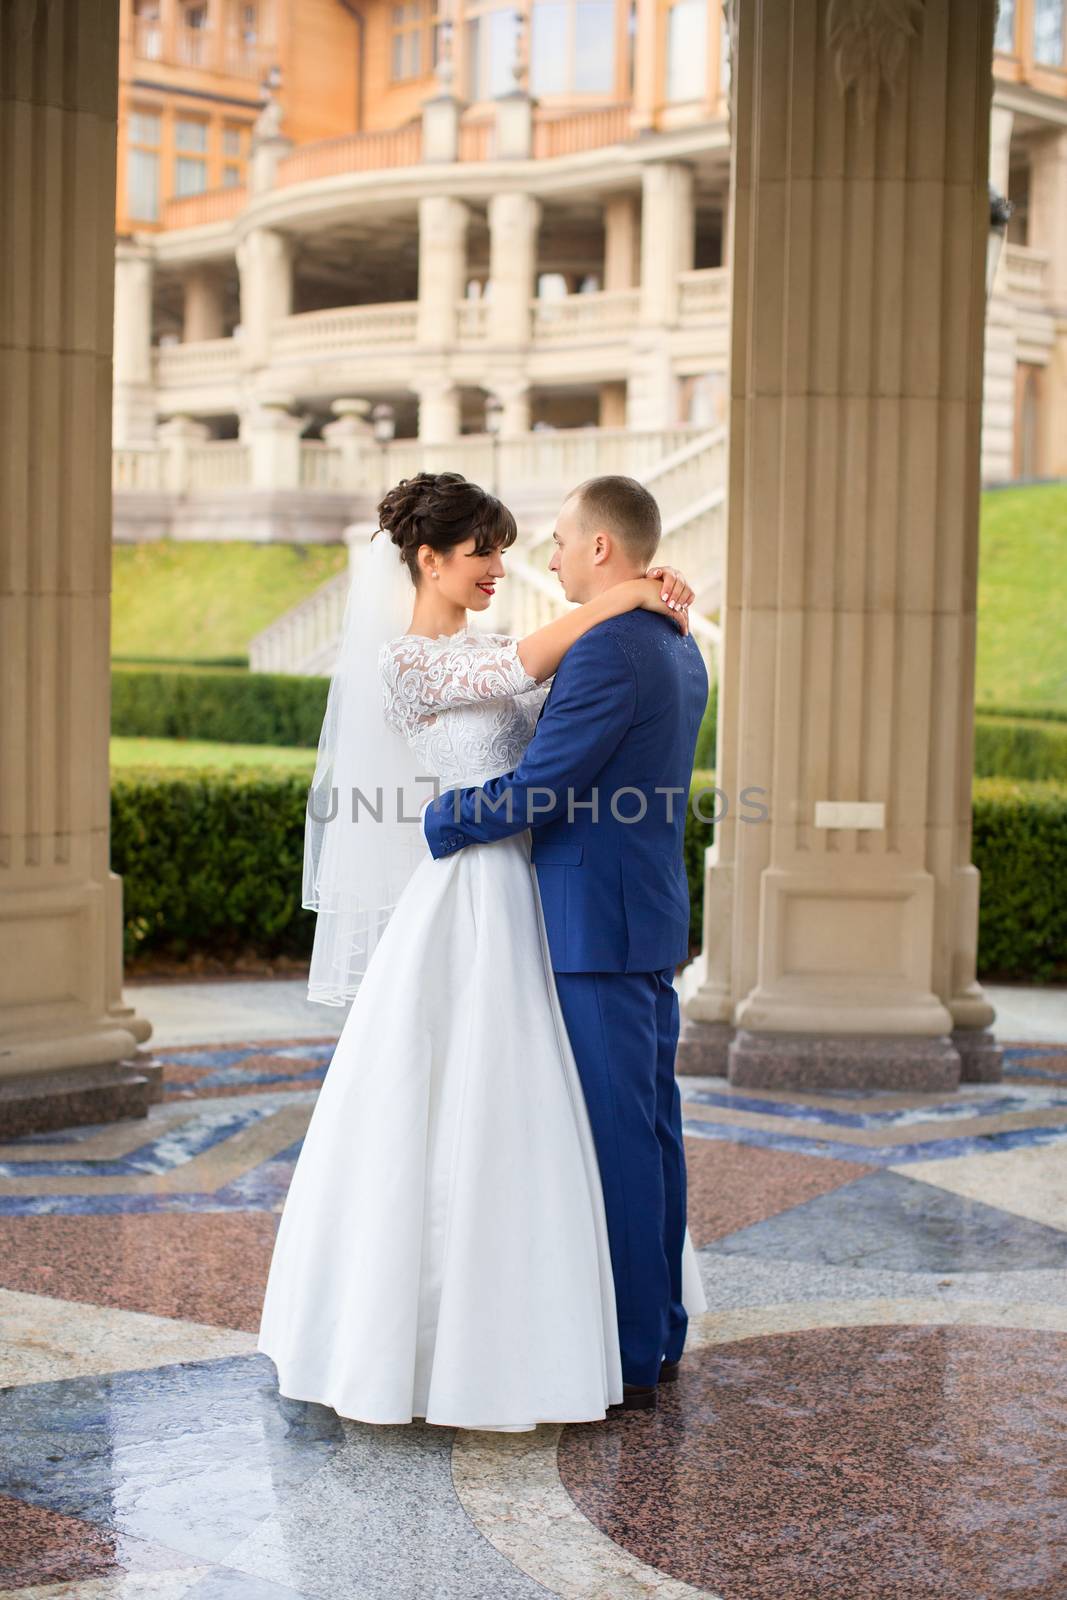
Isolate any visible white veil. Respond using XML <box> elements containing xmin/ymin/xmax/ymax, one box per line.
<box><xmin>302</xmin><ymin>528</ymin><xmax>431</xmax><ymax>1006</ymax></box>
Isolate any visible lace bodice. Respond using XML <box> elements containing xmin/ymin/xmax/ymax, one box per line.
<box><xmin>378</xmin><ymin>627</ymin><xmax>552</xmax><ymax>787</ymax></box>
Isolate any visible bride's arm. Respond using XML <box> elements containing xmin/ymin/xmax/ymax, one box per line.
<box><xmin>516</xmin><ymin>570</ymin><xmax>693</xmax><ymax>683</ymax></box>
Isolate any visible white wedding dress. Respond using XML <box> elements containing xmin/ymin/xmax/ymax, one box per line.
<box><xmin>257</xmin><ymin>625</ymin><xmax>707</xmax><ymax>1431</ymax></box>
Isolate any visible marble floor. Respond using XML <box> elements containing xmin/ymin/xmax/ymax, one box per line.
<box><xmin>2</xmin><ymin>1023</ymin><xmax>1066</xmax><ymax>1598</ymax></box>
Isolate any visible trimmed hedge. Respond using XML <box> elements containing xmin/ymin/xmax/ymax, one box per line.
<box><xmin>973</xmin><ymin>715</ymin><xmax>1067</xmax><ymax>782</ymax></box>
<box><xmin>112</xmin><ymin>768</ymin><xmax>316</xmax><ymax>962</ymax></box>
<box><xmin>682</xmin><ymin>769</ymin><xmax>1067</xmax><ymax>982</ymax></box>
<box><xmin>111</xmin><ymin>666</ymin><xmax>328</xmax><ymax>749</ymax></box>
<box><xmin>111</xmin><ymin>764</ymin><xmax>1067</xmax><ymax>982</ymax></box>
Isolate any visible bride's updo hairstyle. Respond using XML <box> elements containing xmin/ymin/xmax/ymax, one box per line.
<box><xmin>377</xmin><ymin>471</ymin><xmax>518</xmax><ymax>584</ymax></box>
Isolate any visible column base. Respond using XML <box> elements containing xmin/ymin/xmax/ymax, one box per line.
<box><xmin>675</xmin><ymin>1017</ymin><xmax>734</xmax><ymax>1077</ymax></box>
<box><xmin>727</xmin><ymin>1029</ymin><xmax>962</xmax><ymax>1092</ymax></box>
<box><xmin>952</xmin><ymin>1026</ymin><xmax>1004</xmax><ymax>1084</ymax></box>
<box><xmin>0</xmin><ymin>1048</ymin><xmax>163</xmax><ymax>1139</ymax></box>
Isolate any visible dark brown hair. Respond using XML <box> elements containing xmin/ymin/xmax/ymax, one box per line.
<box><xmin>376</xmin><ymin>471</ymin><xmax>517</xmax><ymax>583</ymax></box>
<box><xmin>568</xmin><ymin>475</ymin><xmax>661</xmax><ymax>567</ymax></box>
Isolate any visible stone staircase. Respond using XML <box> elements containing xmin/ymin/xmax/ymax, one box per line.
<box><xmin>249</xmin><ymin>426</ymin><xmax>726</xmax><ymax>677</ymax></box>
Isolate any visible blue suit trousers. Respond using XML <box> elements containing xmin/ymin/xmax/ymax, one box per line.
<box><xmin>552</xmin><ymin>966</ymin><xmax>689</xmax><ymax>1386</ymax></box>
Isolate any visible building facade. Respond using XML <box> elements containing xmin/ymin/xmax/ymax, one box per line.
<box><xmin>114</xmin><ymin>0</ymin><xmax>1067</xmax><ymax>509</ymax></box>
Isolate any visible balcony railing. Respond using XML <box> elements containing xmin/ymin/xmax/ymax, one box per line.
<box><xmin>1002</xmin><ymin>244</ymin><xmax>1050</xmax><ymax>303</ymax></box>
<box><xmin>532</xmin><ymin>288</ymin><xmax>640</xmax><ymax>341</ymax></box>
<box><xmin>457</xmin><ymin>299</ymin><xmax>490</xmax><ymax>341</ymax></box>
<box><xmin>114</xmin><ymin>425</ymin><xmax>705</xmax><ymax>499</ymax></box>
<box><xmin>155</xmin><ymin>336</ymin><xmax>243</xmax><ymax>388</ymax></box>
<box><xmin>272</xmin><ymin>303</ymin><xmax>419</xmax><ymax>359</ymax></box>
<box><xmin>275</xmin><ymin>125</ymin><xmax>423</xmax><ymax>188</ymax></box>
<box><xmin>678</xmin><ymin>267</ymin><xmax>730</xmax><ymax>322</ymax></box>
<box><xmin>161</xmin><ymin>185</ymin><xmax>247</xmax><ymax>230</ymax></box>
<box><xmin>532</xmin><ymin>105</ymin><xmax>631</xmax><ymax>158</ymax></box>
<box><xmin>131</xmin><ymin>16</ymin><xmax>273</xmax><ymax>80</ymax></box>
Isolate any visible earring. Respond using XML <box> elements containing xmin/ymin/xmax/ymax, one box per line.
<box><xmin>430</xmin><ymin>569</ymin><xmax>438</xmax><ymax>579</ymax></box>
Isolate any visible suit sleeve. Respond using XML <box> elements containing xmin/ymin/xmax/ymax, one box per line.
<box><xmin>423</xmin><ymin>627</ymin><xmax>637</xmax><ymax>858</ymax></box>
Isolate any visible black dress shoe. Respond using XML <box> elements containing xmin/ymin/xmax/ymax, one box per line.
<box><xmin>659</xmin><ymin>1357</ymin><xmax>681</xmax><ymax>1383</ymax></box>
<box><xmin>607</xmin><ymin>1382</ymin><xmax>658</xmax><ymax>1413</ymax></box>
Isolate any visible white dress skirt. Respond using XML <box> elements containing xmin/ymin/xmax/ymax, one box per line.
<box><xmin>256</xmin><ymin>626</ymin><xmax>707</xmax><ymax>1432</ymax></box>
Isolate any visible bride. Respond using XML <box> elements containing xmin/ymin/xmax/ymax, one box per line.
<box><xmin>257</xmin><ymin>470</ymin><xmax>707</xmax><ymax>1431</ymax></box>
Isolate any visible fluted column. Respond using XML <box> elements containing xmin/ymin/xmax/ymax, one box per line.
<box><xmin>679</xmin><ymin>0</ymin><xmax>1001</xmax><ymax>1090</ymax></box>
<box><xmin>113</xmin><ymin>240</ymin><xmax>156</xmax><ymax>446</ymax></box>
<box><xmin>1</xmin><ymin>0</ymin><xmax>151</xmax><ymax>1134</ymax></box>
<box><xmin>417</xmin><ymin>196</ymin><xmax>469</xmax><ymax>347</ymax></box>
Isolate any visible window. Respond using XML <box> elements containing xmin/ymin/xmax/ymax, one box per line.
<box><xmin>665</xmin><ymin>0</ymin><xmax>707</xmax><ymax>102</ymax></box>
<box><xmin>1034</xmin><ymin>0</ymin><xmax>1064</xmax><ymax>65</ymax></box>
<box><xmin>994</xmin><ymin>0</ymin><xmax>1015</xmax><ymax>52</ymax></box>
<box><xmin>222</xmin><ymin>124</ymin><xmax>246</xmax><ymax>186</ymax></box>
<box><xmin>390</xmin><ymin>1</ymin><xmax>441</xmax><ymax>79</ymax></box>
<box><xmin>530</xmin><ymin>0</ymin><xmax>614</xmax><ymax>94</ymax></box>
<box><xmin>127</xmin><ymin>106</ymin><xmax>161</xmax><ymax>220</ymax></box>
<box><xmin>466</xmin><ymin>5</ymin><xmax>521</xmax><ymax>100</ymax></box>
<box><xmin>174</xmin><ymin>116</ymin><xmax>208</xmax><ymax>198</ymax></box>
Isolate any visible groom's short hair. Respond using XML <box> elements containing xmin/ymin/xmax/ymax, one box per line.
<box><xmin>569</xmin><ymin>475</ymin><xmax>661</xmax><ymax>567</ymax></box>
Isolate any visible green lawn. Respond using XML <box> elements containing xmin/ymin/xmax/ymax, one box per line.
<box><xmin>111</xmin><ymin>541</ymin><xmax>348</xmax><ymax>663</ymax></box>
<box><xmin>976</xmin><ymin>483</ymin><xmax>1067</xmax><ymax>713</ymax></box>
<box><xmin>111</xmin><ymin>736</ymin><xmax>316</xmax><ymax>774</ymax></box>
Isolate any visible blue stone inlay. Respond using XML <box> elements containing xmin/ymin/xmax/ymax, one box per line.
<box><xmin>682</xmin><ymin>1087</ymin><xmax>1067</xmax><ymax>1130</ymax></box>
<box><xmin>709</xmin><ymin>1168</ymin><xmax>1067</xmax><ymax>1271</ymax></box>
<box><xmin>0</xmin><ymin>1101</ymin><xmax>283</xmax><ymax>1181</ymax></box>
<box><xmin>682</xmin><ymin>1114</ymin><xmax>1067</xmax><ymax>1165</ymax></box>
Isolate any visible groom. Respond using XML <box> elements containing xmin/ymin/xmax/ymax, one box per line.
<box><xmin>422</xmin><ymin>474</ymin><xmax>708</xmax><ymax>1412</ymax></box>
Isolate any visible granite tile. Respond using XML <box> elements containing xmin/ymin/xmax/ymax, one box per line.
<box><xmin>0</xmin><ymin>1356</ymin><xmax>341</xmax><ymax>1565</ymax></box>
<box><xmin>557</xmin><ymin>1323</ymin><xmax>1067</xmax><ymax>1599</ymax></box>
<box><xmin>0</xmin><ymin>1213</ymin><xmax>278</xmax><ymax>1331</ymax></box>
<box><xmin>0</xmin><ymin>1492</ymin><xmax>204</xmax><ymax>1592</ymax></box>
<box><xmin>220</xmin><ymin>1420</ymin><xmax>553</xmax><ymax>1600</ymax></box>
<box><xmin>710</xmin><ymin>1168</ymin><xmax>1067</xmax><ymax>1272</ymax></box>
<box><xmin>893</xmin><ymin>1142</ymin><xmax>1067</xmax><ymax>1235</ymax></box>
<box><xmin>683</xmin><ymin>1134</ymin><xmax>875</xmax><ymax>1247</ymax></box>
<box><xmin>0</xmin><ymin>1287</ymin><xmax>257</xmax><ymax>1388</ymax></box>
<box><xmin>450</xmin><ymin>1427</ymin><xmax>705</xmax><ymax>1600</ymax></box>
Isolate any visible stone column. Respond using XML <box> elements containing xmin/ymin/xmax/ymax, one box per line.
<box><xmin>183</xmin><ymin>265</ymin><xmax>227</xmax><ymax>343</ymax></box>
<box><xmin>628</xmin><ymin>162</ymin><xmax>694</xmax><ymax>429</ymax></box>
<box><xmin>418</xmin><ymin>196</ymin><xmax>469</xmax><ymax>347</ymax></box>
<box><xmin>235</xmin><ymin>226</ymin><xmax>292</xmax><ymax>372</ymax></box>
<box><xmin>113</xmin><ymin>240</ymin><xmax>156</xmax><ymax>446</ymax></box>
<box><xmin>1028</xmin><ymin>129</ymin><xmax>1067</xmax><ymax>478</ymax></box>
<box><xmin>1029</xmin><ymin>128</ymin><xmax>1067</xmax><ymax>308</ymax></box>
<box><xmin>422</xmin><ymin>93</ymin><xmax>462</xmax><ymax>162</ymax></box>
<box><xmin>630</xmin><ymin>0</ymin><xmax>663</xmax><ymax>133</ymax></box>
<box><xmin>1</xmin><ymin>0</ymin><xmax>152</xmax><ymax>1136</ymax></box>
<box><xmin>494</xmin><ymin>377</ymin><xmax>530</xmax><ymax>436</ymax></box>
<box><xmin>488</xmin><ymin>192</ymin><xmax>541</xmax><ymax>346</ymax></box>
<box><xmin>242</xmin><ymin>397</ymin><xmax>305</xmax><ymax>490</ymax></box>
<box><xmin>982</xmin><ymin>105</ymin><xmax>1017</xmax><ymax>483</ymax></box>
<box><xmin>678</xmin><ymin>0</ymin><xmax>1001</xmax><ymax>1090</ymax></box>
<box><xmin>604</xmin><ymin>194</ymin><xmax>640</xmax><ymax>292</ymax></box>
<box><xmin>322</xmin><ymin>399</ymin><xmax>373</xmax><ymax>491</ymax></box>
<box><xmin>416</xmin><ymin>375</ymin><xmax>461</xmax><ymax>443</ymax></box>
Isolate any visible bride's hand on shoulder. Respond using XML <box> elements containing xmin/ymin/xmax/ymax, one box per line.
<box><xmin>646</xmin><ymin>563</ymin><xmax>694</xmax><ymax>612</ymax></box>
<box><xmin>620</xmin><ymin>571</ymin><xmax>693</xmax><ymax>635</ymax></box>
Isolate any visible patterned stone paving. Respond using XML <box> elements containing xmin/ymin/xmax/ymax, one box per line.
<box><xmin>0</xmin><ymin>1038</ymin><xmax>1065</xmax><ymax>1597</ymax></box>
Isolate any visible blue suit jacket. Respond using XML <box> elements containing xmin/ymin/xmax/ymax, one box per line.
<box><xmin>423</xmin><ymin>610</ymin><xmax>709</xmax><ymax>973</ymax></box>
